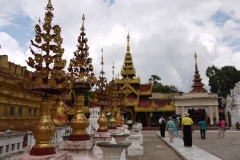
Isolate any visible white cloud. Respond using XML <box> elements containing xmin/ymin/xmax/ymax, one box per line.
<box><xmin>1</xmin><ymin>0</ymin><xmax>240</xmax><ymax>93</ymax></box>
<box><xmin>198</xmin><ymin>33</ymin><xmax>217</xmax><ymax>52</ymax></box>
<box><xmin>0</xmin><ymin>32</ymin><xmax>27</xmax><ymax>66</ymax></box>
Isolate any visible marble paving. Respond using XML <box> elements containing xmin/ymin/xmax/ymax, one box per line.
<box><xmin>155</xmin><ymin>131</ymin><xmax>222</xmax><ymax>160</ymax></box>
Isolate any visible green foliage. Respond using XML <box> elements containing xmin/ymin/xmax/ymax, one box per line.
<box><xmin>149</xmin><ymin>75</ymin><xmax>161</xmax><ymax>86</ymax></box>
<box><xmin>149</xmin><ymin>75</ymin><xmax>180</xmax><ymax>93</ymax></box>
<box><xmin>206</xmin><ymin>65</ymin><xmax>240</xmax><ymax>97</ymax></box>
<box><xmin>152</xmin><ymin>83</ymin><xmax>180</xmax><ymax>93</ymax></box>
<box><xmin>82</xmin><ymin>90</ymin><xmax>95</xmax><ymax>106</ymax></box>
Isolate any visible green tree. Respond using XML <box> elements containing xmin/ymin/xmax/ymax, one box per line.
<box><xmin>83</xmin><ymin>90</ymin><xmax>95</xmax><ymax>106</ymax></box>
<box><xmin>149</xmin><ymin>75</ymin><xmax>180</xmax><ymax>93</ymax></box>
<box><xmin>206</xmin><ymin>65</ymin><xmax>240</xmax><ymax>97</ymax></box>
<box><xmin>149</xmin><ymin>75</ymin><xmax>161</xmax><ymax>86</ymax></box>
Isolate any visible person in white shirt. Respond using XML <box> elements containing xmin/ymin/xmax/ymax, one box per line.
<box><xmin>159</xmin><ymin>115</ymin><xmax>166</xmax><ymax>137</ymax></box>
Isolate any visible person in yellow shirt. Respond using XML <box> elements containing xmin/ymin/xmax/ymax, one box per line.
<box><xmin>181</xmin><ymin>112</ymin><xmax>194</xmax><ymax>147</ymax></box>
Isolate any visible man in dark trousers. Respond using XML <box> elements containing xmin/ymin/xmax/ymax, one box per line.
<box><xmin>159</xmin><ymin>115</ymin><xmax>166</xmax><ymax>137</ymax></box>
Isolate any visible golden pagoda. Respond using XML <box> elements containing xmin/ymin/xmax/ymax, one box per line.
<box><xmin>116</xmin><ymin>33</ymin><xmax>175</xmax><ymax>128</ymax></box>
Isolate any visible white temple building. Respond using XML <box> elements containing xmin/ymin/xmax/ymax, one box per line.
<box><xmin>225</xmin><ymin>81</ymin><xmax>240</xmax><ymax>129</ymax></box>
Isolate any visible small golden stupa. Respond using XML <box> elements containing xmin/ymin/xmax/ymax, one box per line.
<box><xmin>67</xmin><ymin>14</ymin><xmax>97</xmax><ymax>141</ymax></box>
<box><xmin>24</xmin><ymin>0</ymin><xmax>67</xmax><ymax>156</ymax></box>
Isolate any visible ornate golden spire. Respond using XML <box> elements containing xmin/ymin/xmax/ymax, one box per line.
<box><xmin>24</xmin><ymin>0</ymin><xmax>66</xmax><ymax>156</ymax></box>
<box><xmin>100</xmin><ymin>48</ymin><xmax>105</xmax><ymax>76</ymax></box>
<box><xmin>25</xmin><ymin>0</ymin><xmax>66</xmax><ymax>89</ymax></box>
<box><xmin>95</xmin><ymin>48</ymin><xmax>109</xmax><ymax>132</ymax></box>
<box><xmin>120</xmin><ymin>32</ymin><xmax>136</xmax><ymax>78</ymax></box>
<box><xmin>127</xmin><ymin>32</ymin><xmax>130</xmax><ymax>52</ymax></box>
<box><xmin>67</xmin><ymin>14</ymin><xmax>97</xmax><ymax>141</ymax></box>
<box><xmin>67</xmin><ymin>14</ymin><xmax>97</xmax><ymax>87</ymax></box>
<box><xmin>190</xmin><ymin>52</ymin><xmax>207</xmax><ymax>93</ymax></box>
<box><xmin>44</xmin><ymin>0</ymin><xmax>54</xmax><ymax>22</ymax></box>
<box><xmin>194</xmin><ymin>51</ymin><xmax>198</xmax><ymax>67</ymax></box>
<box><xmin>112</xmin><ymin>61</ymin><xmax>115</xmax><ymax>80</ymax></box>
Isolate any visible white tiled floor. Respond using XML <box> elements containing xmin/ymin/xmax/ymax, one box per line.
<box><xmin>156</xmin><ymin>132</ymin><xmax>222</xmax><ymax>160</ymax></box>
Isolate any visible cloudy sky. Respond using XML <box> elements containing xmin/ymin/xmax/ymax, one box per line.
<box><xmin>1</xmin><ymin>0</ymin><xmax>240</xmax><ymax>93</ymax></box>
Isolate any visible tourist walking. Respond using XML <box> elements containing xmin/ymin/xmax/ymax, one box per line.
<box><xmin>218</xmin><ymin>117</ymin><xmax>226</xmax><ymax>138</ymax></box>
<box><xmin>166</xmin><ymin>116</ymin><xmax>175</xmax><ymax>143</ymax></box>
<box><xmin>159</xmin><ymin>115</ymin><xmax>166</xmax><ymax>137</ymax></box>
<box><xmin>181</xmin><ymin>112</ymin><xmax>194</xmax><ymax>147</ymax></box>
<box><xmin>236</xmin><ymin>122</ymin><xmax>240</xmax><ymax>130</ymax></box>
<box><xmin>198</xmin><ymin>118</ymin><xmax>207</xmax><ymax>139</ymax></box>
<box><xmin>173</xmin><ymin>117</ymin><xmax>180</xmax><ymax>137</ymax></box>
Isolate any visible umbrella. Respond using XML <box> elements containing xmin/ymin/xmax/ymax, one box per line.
<box><xmin>172</xmin><ymin>114</ymin><xmax>181</xmax><ymax>118</ymax></box>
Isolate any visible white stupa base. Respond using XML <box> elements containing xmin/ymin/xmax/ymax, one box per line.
<box><xmin>59</xmin><ymin>140</ymin><xmax>94</xmax><ymax>160</ymax></box>
<box><xmin>12</xmin><ymin>151</ymin><xmax>72</xmax><ymax>160</ymax></box>
<box><xmin>127</xmin><ymin>134</ymin><xmax>143</xmax><ymax>156</ymax></box>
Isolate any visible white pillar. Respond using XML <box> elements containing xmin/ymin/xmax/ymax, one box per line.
<box><xmin>2</xmin><ymin>145</ymin><xmax>6</xmax><ymax>154</ymax></box>
<box><xmin>181</xmin><ymin>106</ymin><xmax>184</xmax><ymax>118</ymax></box>
<box><xmin>175</xmin><ymin>106</ymin><xmax>178</xmax><ymax>114</ymax></box>
<box><xmin>209</xmin><ymin>106</ymin><xmax>213</xmax><ymax>125</ymax></box>
<box><xmin>20</xmin><ymin>142</ymin><xmax>23</xmax><ymax>151</ymax></box>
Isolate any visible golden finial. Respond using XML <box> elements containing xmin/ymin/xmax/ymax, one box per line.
<box><xmin>47</xmin><ymin>0</ymin><xmax>53</xmax><ymax>8</ymax></box>
<box><xmin>80</xmin><ymin>14</ymin><xmax>85</xmax><ymax>32</ymax></box>
<box><xmin>44</xmin><ymin>0</ymin><xmax>54</xmax><ymax>22</ymax></box>
<box><xmin>127</xmin><ymin>31</ymin><xmax>130</xmax><ymax>52</ymax></box>
<box><xmin>100</xmin><ymin>48</ymin><xmax>105</xmax><ymax>75</ymax></box>
<box><xmin>194</xmin><ymin>51</ymin><xmax>198</xmax><ymax>67</ymax></box>
<box><xmin>112</xmin><ymin>62</ymin><xmax>115</xmax><ymax>80</ymax></box>
<box><xmin>101</xmin><ymin>48</ymin><xmax>104</xmax><ymax>65</ymax></box>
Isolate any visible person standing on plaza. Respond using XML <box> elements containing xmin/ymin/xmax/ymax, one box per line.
<box><xmin>198</xmin><ymin>118</ymin><xmax>207</xmax><ymax>139</ymax></box>
<box><xmin>166</xmin><ymin>116</ymin><xmax>175</xmax><ymax>143</ymax></box>
<box><xmin>218</xmin><ymin>117</ymin><xmax>226</xmax><ymax>138</ymax></box>
<box><xmin>159</xmin><ymin>115</ymin><xmax>166</xmax><ymax>137</ymax></box>
<box><xmin>173</xmin><ymin>117</ymin><xmax>180</xmax><ymax>137</ymax></box>
<box><xmin>182</xmin><ymin>112</ymin><xmax>194</xmax><ymax>147</ymax></box>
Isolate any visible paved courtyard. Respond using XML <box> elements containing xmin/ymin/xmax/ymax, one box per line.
<box><xmin>126</xmin><ymin>130</ymin><xmax>240</xmax><ymax>160</ymax></box>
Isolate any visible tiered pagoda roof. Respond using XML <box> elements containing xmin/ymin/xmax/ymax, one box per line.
<box><xmin>120</xmin><ymin>33</ymin><xmax>136</xmax><ymax>79</ymax></box>
<box><xmin>190</xmin><ymin>52</ymin><xmax>207</xmax><ymax>93</ymax></box>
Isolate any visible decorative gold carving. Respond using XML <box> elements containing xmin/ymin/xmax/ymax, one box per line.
<box><xmin>52</xmin><ymin>98</ymin><xmax>69</xmax><ymax>127</ymax></box>
<box><xmin>116</xmin><ymin>77</ymin><xmax>140</xmax><ymax>84</ymax></box>
<box><xmin>121</xmin><ymin>83</ymin><xmax>139</xmax><ymax>96</ymax></box>
<box><xmin>134</xmin><ymin>101</ymin><xmax>175</xmax><ymax>112</ymax></box>
<box><xmin>121</xmin><ymin>69</ymin><xmax>136</xmax><ymax>76</ymax></box>
<box><xmin>122</xmin><ymin>88</ymin><xmax>132</xmax><ymax>97</ymax></box>
<box><xmin>125</xmin><ymin>98</ymin><xmax>138</xmax><ymax>106</ymax></box>
<box><xmin>24</xmin><ymin>0</ymin><xmax>66</xmax><ymax>89</ymax></box>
